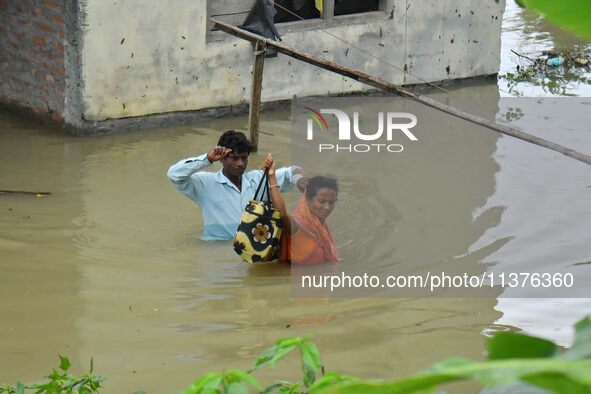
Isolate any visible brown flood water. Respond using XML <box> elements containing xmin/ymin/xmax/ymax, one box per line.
<box><xmin>2</xmin><ymin>78</ymin><xmax>590</xmax><ymax>392</ymax></box>
<box><xmin>0</xmin><ymin>85</ymin><xmax>508</xmax><ymax>393</ymax></box>
<box><xmin>2</xmin><ymin>0</ymin><xmax>591</xmax><ymax>390</ymax></box>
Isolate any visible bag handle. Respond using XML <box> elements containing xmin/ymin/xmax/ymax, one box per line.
<box><xmin>254</xmin><ymin>168</ymin><xmax>271</xmax><ymax>203</ymax></box>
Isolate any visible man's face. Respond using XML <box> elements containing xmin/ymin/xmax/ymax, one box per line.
<box><xmin>221</xmin><ymin>151</ymin><xmax>249</xmax><ymax>179</ymax></box>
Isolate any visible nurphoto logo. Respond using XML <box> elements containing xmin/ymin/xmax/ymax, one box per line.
<box><xmin>304</xmin><ymin>107</ymin><xmax>418</xmax><ymax>153</ymax></box>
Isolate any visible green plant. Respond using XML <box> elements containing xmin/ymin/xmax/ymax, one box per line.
<box><xmin>524</xmin><ymin>0</ymin><xmax>591</xmax><ymax>40</ymax></box>
<box><xmin>182</xmin><ymin>335</ymin><xmax>323</xmax><ymax>394</ymax></box>
<box><xmin>310</xmin><ymin>317</ymin><xmax>591</xmax><ymax>394</ymax></box>
<box><xmin>183</xmin><ymin>317</ymin><xmax>591</xmax><ymax>394</ymax></box>
<box><xmin>0</xmin><ymin>356</ymin><xmax>105</xmax><ymax>394</ymax></box>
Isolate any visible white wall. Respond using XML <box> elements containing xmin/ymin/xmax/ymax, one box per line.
<box><xmin>80</xmin><ymin>0</ymin><xmax>505</xmax><ymax>121</ymax></box>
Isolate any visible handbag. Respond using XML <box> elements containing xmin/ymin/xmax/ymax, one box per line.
<box><xmin>233</xmin><ymin>168</ymin><xmax>283</xmax><ymax>263</ymax></box>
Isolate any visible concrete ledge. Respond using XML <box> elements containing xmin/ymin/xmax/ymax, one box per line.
<box><xmin>1</xmin><ymin>74</ymin><xmax>498</xmax><ymax>135</ymax></box>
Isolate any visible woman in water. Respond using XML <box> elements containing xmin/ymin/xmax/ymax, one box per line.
<box><xmin>262</xmin><ymin>154</ymin><xmax>339</xmax><ymax>264</ymax></box>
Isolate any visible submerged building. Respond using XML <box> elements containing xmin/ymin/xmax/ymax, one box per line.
<box><xmin>1</xmin><ymin>0</ymin><xmax>505</xmax><ymax>133</ymax></box>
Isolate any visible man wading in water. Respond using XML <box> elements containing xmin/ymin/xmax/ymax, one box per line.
<box><xmin>167</xmin><ymin>130</ymin><xmax>308</xmax><ymax>241</ymax></box>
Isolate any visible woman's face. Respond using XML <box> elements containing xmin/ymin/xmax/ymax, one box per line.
<box><xmin>308</xmin><ymin>187</ymin><xmax>337</xmax><ymax>223</ymax></box>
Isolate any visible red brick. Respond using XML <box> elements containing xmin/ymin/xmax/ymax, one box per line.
<box><xmin>50</xmin><ymin>14</ymin><xmax>64</xmax><ymax>25</ymax></box>
<box><xmin>0</xmin><ymin>0</ymin><xmax>8</xmax><ymax>9</ymax></box>
<box><xmin>36</xmin><ymin>22</ymin><xmax>55</xmax><ymax>33</ymax></box>
<box><xmin>33</xmin><ymin>36</ymin><xmax>46</xmax><ymax>45</ymax></box>
<box><xmin>45</xmin><ymin>51</ymin><xmax>59</xmax><ymax>60</ymax></box>
<box><xmin>31</xmin><ymin>8</ymin><xmax>42</xmax><ymax>17</ymax></box>
<box><xmin>49</xmin><ymin>65</ymin><xmax>65</xmax><ymax>76</ymax></box>
<box><xmin>54</xmin><ymin>42</ymin><xmax>65</xmax><ymax>52</ymax></box>
<box><xmin>41</xmin><ymin>0</ymin><xmax>63</xmax><ymax>12</ymax></box>
<box><xmin>18</xmin><ymin>18</ymin><xmax>31</xmax><ymax>25</ymax></box>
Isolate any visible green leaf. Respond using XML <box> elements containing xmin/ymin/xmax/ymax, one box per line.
<box><xmin>312</xmin><ymin>359</ymin><xmax>591</xmax><ymax>394</ymax></box>
<box><xmin>261</xmin><ymin>383</ymin><xmax>285</xmax><ymax>394</ymax></box>
<box><xmin>561</xmin><ymin>317</ymin><xmax>591</xmax><ymax>360</ymax></box>
<box><xmin>524</xmin><ymin>0</ymin><xmax>591</xmax><ymax>40</ymax></box>
<box><xmin>253</xmin><ymin>346</ymin><xmax>278</xmax><ymax>370</ymax></box>
<box><xmin>15</xmin><ymin>382</ymin><xmax>24</xmax><ymax>394</ymax></box>
<box><xmin>183</xmin><ymin>372</ymin><xmax>222</xmax><ymax>394</ymax></box>
<box><xmin>303</xmin><ymin>364</ymin><xmax>317</xmax><ymax>388</ymax></box>
<box><xmin>254</xmin><ymin>344</ymin><xmax>297</xmax><ymax>370</ymax></box>
<box><xmin>224</xmin><ymin>370</ymin><xmax>262</xmax><ymax>390</ymax></box>
<box><xmin>252</xmin><ymin>337</ymin><xmax>308</xmax><ymax>371</ymax></box>
<box><xmin>310</xmin><ymin>374</ymin><xmax>454</xmax><ymax>394</ymax></box>
<box><xmin>59</xmin><ymin>356</ymin><xmax>72</xmax><ymax>372</ymax></box>
<box><xmin>226</xmin><ymin>382</ymin><xmax>249</xmax><ymax>394</ymax></box>
<box><xmin>309</xmin><ymin>372</ymin><xmax>360</xmax><ymax>392</ymax></box>
<box><xmin>523</xmin><ymin>372</ymin><xmax>591</xmax><ymax>394</ymax></box>
<box><xmin>299</xmin><ymin>341</ymin><xmax>322</xmax><ymax>373</ymax></box>
<box><xmin>276</xmin><ymin>337</ymin><xmax>303</xmax><ymax>348</ymax></box>
<box><xmin>487</xmin><ymin>332</ymin><xmax>557</xmax><ymax>360</ymax></box>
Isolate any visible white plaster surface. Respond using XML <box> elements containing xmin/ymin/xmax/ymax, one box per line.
<box><xmin>80</xmin><ymin>0</ymin><xmax>505</xmax><ymax>121</ymax></box>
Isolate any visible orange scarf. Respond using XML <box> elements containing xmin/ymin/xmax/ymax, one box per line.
<box><xmin>292</xmin><ymin>194</ymin><xmax>339</xmax><ymax>263</ymax></box>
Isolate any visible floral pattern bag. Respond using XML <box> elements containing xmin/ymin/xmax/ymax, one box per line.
<box><xmin>233</xmin><ymin>169</ymin><xmax>283</xmax><ymax>263</ymax></box>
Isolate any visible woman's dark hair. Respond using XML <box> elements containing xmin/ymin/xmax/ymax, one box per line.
<box><xmin>218</xmin><ymin>130</ymin><xmax>253</xmax><ymax>154</ymax></box>
<box><xmin>305</xmin><ymin>176</ymin><xmax>338</xmax><ymax>200</ymax></box>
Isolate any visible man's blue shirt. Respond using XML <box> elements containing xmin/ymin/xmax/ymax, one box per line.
<box><xmin>167</xmin><ymin>154</ymin><xmax>295</xmax><ymax>241</ymax></box>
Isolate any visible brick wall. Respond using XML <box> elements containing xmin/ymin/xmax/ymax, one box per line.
<box><xmin>0</xmin><ymin>0</ymin><xmax>67</xmax><ymax>124</ymax></box>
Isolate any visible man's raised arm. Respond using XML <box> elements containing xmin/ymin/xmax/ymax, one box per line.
<box><xmin>167</xmin><ymin>146</ymin><xmax>231</xmax><ymax>197</ymax></box>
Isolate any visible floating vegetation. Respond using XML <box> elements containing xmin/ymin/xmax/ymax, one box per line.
<box><xmin>499</xmin><ymin>48</ymin><xmax>591</xmax><ymax>95</ymax></box>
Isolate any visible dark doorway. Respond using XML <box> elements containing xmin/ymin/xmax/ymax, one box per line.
<box><xmin>334</xmin><ymin>0</ymin><xmax>379</xmax><ymax>16</ymax></box>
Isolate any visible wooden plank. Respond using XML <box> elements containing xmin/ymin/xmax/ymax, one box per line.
<box><xmin>211</xmin><ymin>19</ymin><xmax>591</xmax><ymax>167</ymax></box>
<box><xmin>249</xmin><ymin>41</ymin><xmax>266</xmax><ymax>151</ymax></box>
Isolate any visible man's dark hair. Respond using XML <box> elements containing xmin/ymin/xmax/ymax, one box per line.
<box><xmin>305</xmin><ymin>176</ymin><xmax>338</xmax><ymax>200</ymax></box>
<box><xmin>218</xmin><ymin>130</ymin><xmax>253</xmax><ymax>154</ymax></box>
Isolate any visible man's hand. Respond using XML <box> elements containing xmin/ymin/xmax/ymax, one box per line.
<box><xmin>207</xmin><ymin>146</ymin><xmax>232</xmax><ymax>162</ymax></box>
<box><xmin>296</xmin><ymin>176</ymin><xmax>309</xmax><ymax>192</ymax></box>
<box><xmin>262</xmin><ymin>153</ymin><xmax>276</xmax><ymax>176</ymax></box>
<box><xmin>294</xmin><ymin>167</ymin><xmax>310</xmax><ymax>192</ymax></box>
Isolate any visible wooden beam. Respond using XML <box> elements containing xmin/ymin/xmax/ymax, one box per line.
<box><xmin>249</xmin><ymin>40</ymin><xmax>266</xmax><ymax>151</ymax></box>
<box><xmin>212</xmin><ymin>19</ymin><xmax>591</xmax><ymax>166</ymax></box>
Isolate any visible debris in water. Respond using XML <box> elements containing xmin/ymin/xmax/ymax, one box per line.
<box><xmin>0</xmin><ymin>190</ymin><xmax>51</xmax><ymax>197</ymax></box>
<box><xmin>546</xmin><ymin>57</ymin><xmax>563</xmax><ymax>66</ymax></box>
<box><xmin>500</xmin><ymin>48</ymin><xmax>591</xmax><ymax>95</ymax></box>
